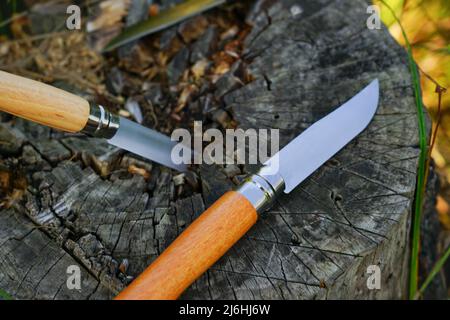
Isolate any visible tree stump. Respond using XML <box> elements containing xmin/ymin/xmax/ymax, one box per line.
<box><xmin>0</xmin><ymin>0</ymin><xmax>428</xmax><ymax>299</ymax></box>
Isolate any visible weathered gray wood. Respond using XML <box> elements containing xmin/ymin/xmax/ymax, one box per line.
<box><xmin>215</xmin><ymin>0</ymin><xmax>423</xmax><ymax>299</ymax></box>
<box><xmin>0</xmin><ymin>0</ymin><xmax>428</xmax><ymax>300</ymax></box>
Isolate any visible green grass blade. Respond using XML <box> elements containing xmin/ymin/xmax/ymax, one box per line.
<box><xmin>0</xmin><ymin>7</ymin><xmax>5</xmax><ymax>36</ymax></box>
<box><xmin>377</xmin><ymin>0</ymin><xmax>429</xmax><ymax>300</ymax></box>
<box><xmin>0</xmin><ymin>288</ymin><xmax>13</xmax><ymax>300</ymax></box>
<box><xmin>11</xmin><ymin>0</ymin><xmax>17</xmax><ymax>14</ymax></box>
<box><xmin>417</xmin><ymin>245</ymin><xmax>450</xmax><ymax>298</ymax></box>
<box><xmin>103</xmin><ymin>0</ymin><xmax>226</xmax><ymax>52</ymax></box>
<box><xmin>408</xmin><ymin>57</ymin><xmax>428</xmax><ymax>300</ymax></box>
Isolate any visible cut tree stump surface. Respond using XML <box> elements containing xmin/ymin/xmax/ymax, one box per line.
<box><xmin>0</xmin><ymin>0</ymin><xmax>427</xmax><ymax>299</ymax></box>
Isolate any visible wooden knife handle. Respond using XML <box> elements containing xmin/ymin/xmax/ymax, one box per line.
<box><xmin>115</xmin><ymin>191</ymin><xmax>257</xmax><ymax>300</ymax></box>
<box><xmin>0</xmin><ymin>70</ymin><xmax>90</xmax><ymax>132</ymax></box>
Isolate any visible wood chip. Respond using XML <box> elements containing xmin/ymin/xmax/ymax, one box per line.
<box><xmin>173</xmin><ymin>173</ymin><xmax>185</xmax><ymax>186</ymax></box>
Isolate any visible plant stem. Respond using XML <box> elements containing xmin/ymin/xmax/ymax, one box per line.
<box><xmin>11</xmin><ymin>0</ymin><xmax>17</xmax><ymax>14</ymax></box>
<box><xmin>378</xmin><ymin>0</ymin><xmax>429</xmax><ymax>300</ymax></box>
<box><xmin>417</xmin><ymin>245</ymin><xmax>450</xmax><ymax>298</ymax></box>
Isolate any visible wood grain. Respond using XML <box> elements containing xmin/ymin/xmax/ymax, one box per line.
<box><xmin>0</xmin><ymin>71</ymin><xmax>90</xmax><ymax>132</ymax></box>
<box><xmin>115</xmin><ymin>191</ymin><xmax>258</xmax><ymax>300</ymax></box>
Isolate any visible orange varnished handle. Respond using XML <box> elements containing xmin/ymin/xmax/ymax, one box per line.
<box><xmin>115</xmin><ymin>191</ymin><xmax>257</xmax><ymax>300</ymax></box>
<box><xmin>0</xmin><ymin>70</ymin><xmax>90</xmax><ymax>132</ymax></box>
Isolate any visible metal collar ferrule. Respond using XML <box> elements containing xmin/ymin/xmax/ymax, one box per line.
<box><xmin>81</xmin><ymin>104</ymin><xmax>120</xmax><ymax>139</ymax></box>
<box><xmin>236</xmin><ymin>166</ymin><xmax>285</xmax><ymax>213</ymax></box>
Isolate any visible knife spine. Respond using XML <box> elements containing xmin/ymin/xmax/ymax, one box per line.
<box><xmin>82</xmin><ymin>103</ymin><xmax>120</xmax><ymax>139</ymax></box>
<box><xmin>236</xmin><ymin>167</ymin><xmax>285</xmax><ymax>213</ymax></box>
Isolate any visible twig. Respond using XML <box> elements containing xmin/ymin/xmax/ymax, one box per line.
<box><xmin>414</xmin><ymin>52</ymin><xmax>448</xmax><ymax>209</ymax></box>
<box><xmin>427</xmin><ymin>85</ymin><xmax>447</xmax><ymax>157</ymax></box>
<box><xmin>0</xmin><ymin>11</ymin><xmax>27</xmax><ymax>29</ymax></box>
<box><xmin>0</xmin><ymin>30</ymin><xmax>71</xmax><ymax>46</ymax></box>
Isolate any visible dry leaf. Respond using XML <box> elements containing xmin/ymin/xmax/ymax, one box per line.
<box><xmin>0</xmin><ymin>171</ymin><xmax>10</xmax><ymax>191</ymax></box>
<box><xmin>178</xmin><ymin>16</ymin><xmax>209</xmax><ymax>43</ymax></box>
<box><xmin>10</xmin><ymin>15</ymin><xmax>29</xmax><ymax>39</ymax></box>
<box><xmin>220</xmin><ymin>25</ymin><xmax>239</xmax><ymax>41</ymax></box>
<box><xmin>128</xmin><ymin>164</ymin><xmax>150</xmax><ymax>180</ymax></box>
<box><xmin>437</xmin><ymin>195</ymin><xmax>450</xmax><ymax>230</ymax></box>
<box><xmin>87</xmin><ymin>0</ymin><xmax>131</xmax><ymax>32</ymax></box>
<box><xmin>148</xmin><ymin>4</ymin><xmax>160</xmax><ymax>17</ymax></box>
<box><xmin>191</xmin><ymin>59</ymin><xmax>210</xmax><ymax>79</ymax></box>
<box><xmin>175</xmin><ymin>84</ymin><xmax>197</xmax><ymax>112</ymax></box>
<box><xmin>214</xmin><ymin>60</ymin><xmax>230</xmax><ymax>75</ymax></box>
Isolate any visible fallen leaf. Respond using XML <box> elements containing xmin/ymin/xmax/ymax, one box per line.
<box><xmin>175</xmin><ymin>84</ymin><xmax>197</xmax><ymax>112</ymax></box>
<box><xmin>10</xmin><ymin>15</ymin><xmax>30</xmax><ymax>39</ymax></box>
<box><xmin>148</xmin><ymin>4</ymin><xmax>160</xmax><ymax>17</ymax></box>
<box><xmin>191</xmin><ymin>59</ymin><xmax>210</xmax><ymax>79</ymax></box>
<box><xmin>87</xmin><ymin>0</ymin><xmax>131</xmax><ymax>32</ymax></box>
<box><xmin>0</xmin><ymin>171</ymin><xmax>10</xmax><ymax>191</ymax></box>
<box><xmin>213</xmin><ymin>60</ymin><xmax>230</xmax><ymax>76</ymax></box>
<box><xmin>437</xmin><ymin>195</ymin><xmax>450</xmax><ymax>230</ymax></box>
<box><xmin>220</xmin><ymin>25</ymin><xmax>239</xmax><ymax>41</ymax></box>
<box><xmin>128</xmin><ymin>164</ymin><xmax>150</xmax><ymax>180</ymax></box>
<box><xmin>178</xmin><ymin>15</ymin><xmax>209</xmax><ymax>43</ymax></box>
<box><xmin>119</xmin><ymin>259</ymin><xmax>129</xmax><ymax>273</ymax></box>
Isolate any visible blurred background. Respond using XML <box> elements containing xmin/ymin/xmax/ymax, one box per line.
<box><xmin>374</xmin><ymin>0</ymin><xmax>450</xmax><ymax>232</ymax></box>
<box><xmin>373</xmin><ymin>0</ymin><xmax>450</xmax><ymax>298</ymax></box>
<box><xmin>0</xmin><ymin>0</ymin><xmax>448</xmax><ymax>298</ymax></box>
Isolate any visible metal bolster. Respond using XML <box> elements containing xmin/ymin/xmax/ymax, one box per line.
<box><xmin>81</xmin><ymin>104</ymin><xmax>120</xmax><ymax>139</ymax></box>
<box><xmin>236</xmin><ymin>166</ymin><xmax>285</xmax><ymax>213</ymax></box>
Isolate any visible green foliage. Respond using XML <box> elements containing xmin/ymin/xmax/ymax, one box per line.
<box><xmin>418</xmin><ymin>245</ymin><xmax>450</xmax><ymax>298</ymax></box>
<box><xmin>378</xmin><ymin>0</ymin><xmax>450</xmax><ymax>299</ymax></box>
<box><xmin>408</xmin><ymin>55</ymin><xmax>428</xmax><ymax>301</ymax></box>
<box><xmin>0</xmin><ymin>288</ymin><xmax>13</xmax><ymax>300</ymax></box>
<box><xmin>379</xmin><ymin>0</ymin><xmax>404</xmax><ymax>26</ymax></box>
<box><xmin>0</xmin><ymin>0</ymin><xmax>24</xmax><ymax>36</ymax></box>
<box><xmin>377</xmin><ymin>0</ymin><xmax>429</xmax><ymax>300</ymax></box>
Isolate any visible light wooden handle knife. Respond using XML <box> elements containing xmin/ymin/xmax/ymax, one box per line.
<box><xmin>0</xmin><ymin>70</ymin><xmax>90</xmax><ymax>132</ymax></box>
<box><xmin>115</xmin><ymin>79</ymin><xmax>380</xmax><ymax>300</ymax></box>
<box><xmin>0</xmin><ymin>70</ymin><xmax>186</xmax><ymax>171</ymax></box>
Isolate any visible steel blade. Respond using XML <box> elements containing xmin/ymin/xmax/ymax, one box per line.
<box><xmin>265</xmin><ymin>79</ymin><xmax>379</xmax><ymax>193</ymax></box>
<box><xmin>103</xmin><ymin>0</ymin><xmax>225</xmax><ymax>52</ymax></box>
<box><xmin>108</xmin><ymin>117</ymin><xmax>187</xmax><ymax>172</ymax></box>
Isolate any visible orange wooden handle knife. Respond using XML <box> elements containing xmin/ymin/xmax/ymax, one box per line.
<box><xmin>116</xmin><ymin>191</ymin><xmax>257</xmax><ymax>300</ymax></box>
<box><xmin>115</xmin><ymin>80</ymin><xmax>380</xmax><ymax>300</ymax></box>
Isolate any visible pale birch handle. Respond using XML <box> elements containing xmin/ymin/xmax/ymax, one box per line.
<box><xmin>0</xmin><ymin>70</ymin><xmax>90</xmax><ymax>132</ymax></box>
